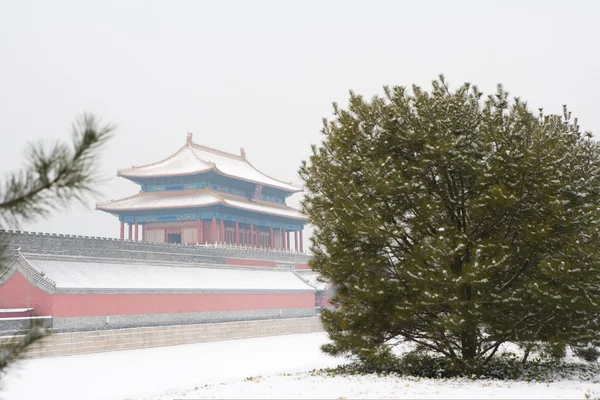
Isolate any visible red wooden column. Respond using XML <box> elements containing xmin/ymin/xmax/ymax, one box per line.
<box><xmin>220</xmin><ymin>220</ymin><xmax>225</xmax><ymax>243</ymax></box>
<box><xmin>299</xmin><ymin>230</ymin><xmax>303</xmax><ymax>252</ymax></box>
<box><xmin>250</xmin><ymin>225</ymin><xmax>254</xmax><ymax>247</ymax></box>
<box><xmin>211</xmin><ymin>217</ymin><xmax>217</xmax><ymax>244</ymax></box>
<box><xmin>269</xmin><ymin>227</ymin><xmax>274</xmax><ymax>248</ymax></box>
<box><xmin>294</xmin><ymin>231</ymin><xmax>299</xmax><ymax>252</ymax></box>
<box><xmin>134</xmin><ymin>222</ymin><xmax>139</xmax><ymax>241</ymax></box>
<box><xmin>128</xmin><ymin>223</ymin><xmax>133</xmax><ymax>240</ymax></box>
<box><xmin>196</xmin><ymin>219</ymin><xmax>202</xmax><ymax>244</ymax></box>
<box><xmin>282</xmin><ymin>229</ymin><xmax>287</xmax><ymax>250</ymax></box>
<box><xmin>120</xmin><ymin>222</ymin><xmax>124</xmax><ymax>240</ymax></box>
<box><xmin>235</xmin><ymin>221</ymin><xmax>240</xmax><ymax>246</ymax></box>
<box><xmin>142</xmin><ymin>224</ymin><xmax>146</xmax><ymax>241</ymax></box>
<box><xmin>286</xmin><ymin>231</ymin><xmax>290</xmax><ymax>250</ymax></box>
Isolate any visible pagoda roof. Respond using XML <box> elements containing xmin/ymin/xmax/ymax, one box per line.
<box><xmin>117</xmin><ymin>134</ymin><xmax>302</xmax><ymax>193</ymax></box>
<box><xmin>96</xmin><ymin>188</ymin><xmax>307</xmax><ymax>221</ymax></box>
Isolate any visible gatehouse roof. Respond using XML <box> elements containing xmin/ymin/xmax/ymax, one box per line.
<box><xmin>117</xmin><ymin>135</ymin><xmax>302</xmax><ymax>193</ymax></box>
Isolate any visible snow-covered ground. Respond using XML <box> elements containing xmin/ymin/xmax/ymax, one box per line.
<box><xmin>0</xmin><ymin>333</ymin><xmax>339</xmax><ymax>400</ymax></box>
<box><xmin>2</xmin><ymin>332</ymin><xmax>600</xmax><ymax>400</ymax></box>
<box><xmin>180</xmin><ymin>373</ymin><xmax>600</xmax><ymax>400</ymax></box>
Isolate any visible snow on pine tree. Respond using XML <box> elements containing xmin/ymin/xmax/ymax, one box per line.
<box><xmin>299</xmin><ymin>75</ymin><xmax>600</xmax><ymax>372</ymax></box>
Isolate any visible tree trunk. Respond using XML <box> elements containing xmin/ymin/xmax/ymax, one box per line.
<box><xmin>460</xmin><ymin>328</ymin><xmax>478</xmax><ymax>369</ymax></box>
<box><xmin>459</xmin><ymin>278</ymin><xmax>477</xmax><ymax>369</ymax></box>
<box><xmin>522</xmin><ymin>344</ymin><xmax>532</xmax><ymax>365</ymax></box>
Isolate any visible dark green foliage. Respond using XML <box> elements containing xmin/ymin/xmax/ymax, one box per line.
<box><xmin>326</xmin><ymin>352</ymin><xmax>600</xmax><ymax>381</ymax></box>
<box><xmin>573</xmin><ymin>344</ymin><xmax>600</xmax><ymax>362</ymax></box>
<box><xmin>300</xmin><ymin>75</ymin><xmax>600</xmax><ymax>372</ymax></box>
<box><xmin>0</xmin><ymin>113</ymin><xmax>114</xmax><ymax>378</ymax></box>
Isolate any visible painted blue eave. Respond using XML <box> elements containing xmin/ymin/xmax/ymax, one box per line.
<box><xmin>121</xmin><ymin>170</ymin><xmax>300</xmax><ymax>199</ymax></box>
<box><xmin>107</xmin><ymin>205</ymin><xmax>306</xmax><ymax>231</ymax></box>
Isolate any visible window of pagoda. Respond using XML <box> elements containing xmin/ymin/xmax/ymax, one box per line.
<box><xmin>224</xmin><ymin>222</ymin><xmax>235</xmax><ymax>245</ymax></box>
<box><xmin>239</xmin><ymin>226</ymin><xmax>251</xmax><ymax>246</ymax></box>
<box><xmin>273</xmin><ymin>232</ymin><xmax>282</xmax><ymax>249</ymax></box>
<box><xmin>258</xmin><ymin>229</ymin><xmax>270</xmax><ymax>248</ymax></box>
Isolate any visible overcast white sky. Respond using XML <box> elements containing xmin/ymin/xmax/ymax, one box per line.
<box><xmin>0</xmin><ymin>0</ymin><xmax>598</xmax><ymax>240</ymax></box>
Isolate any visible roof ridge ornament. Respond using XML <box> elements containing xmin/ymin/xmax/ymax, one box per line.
<box><xmin>187</xmin><ymin>132</ymin><xmax>193</xmax><ymax>144</ymax></box>
<box><xmin>240</xmin><ymin>148</ymin><xmax>246</xmax><ymax>159</ymax></box>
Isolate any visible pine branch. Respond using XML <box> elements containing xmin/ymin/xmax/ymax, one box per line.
<box><xmin>0</xmin><ymin>113</ymin><xmax>114</xmax><ymax>379</ymax></box>
<box><xmin>0</xmin><ymin>113</ymin><xmax>115</xmax><ymax>227</ymax></box>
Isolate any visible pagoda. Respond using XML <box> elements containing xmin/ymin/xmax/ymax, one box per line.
<box><xmin>97</xmin><ymin>133</ymin><xmax>307</xmax><ymax>252</ymax></box>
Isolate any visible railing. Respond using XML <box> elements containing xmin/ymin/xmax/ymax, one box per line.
<box><xmin>196</xmin><ymin>241</ymin><xmax>309</xmax><ymax>256</ymax></box>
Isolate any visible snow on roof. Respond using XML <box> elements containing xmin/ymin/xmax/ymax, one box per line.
<box><xmin>220</xmin><ymin>196</ymin><xmax>306</xmax><ymax>220</ymax></box>
<box><xmin>96</xmin><ymin>189</ymin><xmax>220</xmax><ymax>212</ymax></box>
<box><xmin>24</xmin><ymin>256</ymin><xmax>315</xmax><ymax>292</ymax></box>
<box><xmin>117</xmin><ymin>136</ymin><xmax>301</xmax><ymax>193</ymax></box>
<box><xmin>96</xmin><ymin>188</ymin><xmax>306</xmax><ymax>220</ymax></box>
<box><xmin>296</xmin><ymin>271</ymin><xmax>330</xmax><ymax>291</ymax></box>
<box><xmin>119</xmin><ymin>144</ymin><xmax>213</xmax><ymax>178</ymax></box>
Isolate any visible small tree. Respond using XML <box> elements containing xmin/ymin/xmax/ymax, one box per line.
<box><xmin>300</xmin><ymin>76</ymin><xmax>600</xmax><ymax>372</ymax></box>
<box><xmin>0</xmin><ymin>113</ymin><xmax>114</xmax><ymax>373</ymax></box>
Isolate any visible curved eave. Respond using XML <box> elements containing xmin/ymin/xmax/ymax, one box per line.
<box><xmin>190</xmin><ymin>143</ymin><xmax>302</xmax><ymax>193</ymax></box>
<box><xmin>221</xmin><ymin>202</ymin><xmax>307</xmax><ymax>222</ymax></box>
<box><xmin>97</xmin><ymin>203</ymin><xmax>307</xmax><ymax>222</ymax></box>
<box><xmin>120</xmin><ymin>168</ymin><xmax>302</xmax><ymax>194</ymax></box>
<box><xmin>116</xmin><ymin>141</ymin><xmax>303</xmax><ymax>193</ymax></box>
<box><xmin>96</xmin><ymin>196</ymin><xmax>307</xmax><ymax>222</ymax></box>
<box><xmin>96</xmin><ymin>199</ymin><xmax>223</xmax><ymax>213</ymax></box>
<box><xmin>213</xmin><ymin>167</ymin><xmax>302</xmax><ymax>193</ymax></box>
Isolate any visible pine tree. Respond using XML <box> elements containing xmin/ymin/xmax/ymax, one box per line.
<box><xmin>299</xmin><ymin>76</ymin><xmax>600</xmax><ymax>372</ymax></box>
<box><xmin>0</xmin><ymin>113</ymin><xmax>114</xmax><ymax>375</ymax></box>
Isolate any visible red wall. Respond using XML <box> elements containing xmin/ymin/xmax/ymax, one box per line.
<box><xmin>0</xmin><ymin>270</ymin><xmax>315</xmax><ymax>319</ymax></box>
<box><xmin>225</xmin><ymin>258</ymin><xmax>276</xmax><ymax>268</ymax></box>
<box><xmin>316</xmin><ymin>295</ymin><xmax>334</xmax><ymax>309</ymax></box>
<box><xmin>52</xmin><ymin>292</ymin><xmax>314</xmax><ymax>317</ymax></box>
<box><xmin>0</xmin><ymin>272</ymin><xmax>54</xmax><ymax>316</ymax></box>
<box><xmin>224</xmin><ymin>259</ymin><xmax>312</xmax><ymax>271</ymax></box>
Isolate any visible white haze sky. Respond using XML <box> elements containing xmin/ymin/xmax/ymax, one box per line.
<box><xmin>0</xmin><ymin>0</ymin><xmax>599</xmax><ymax>241</ymax></box>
